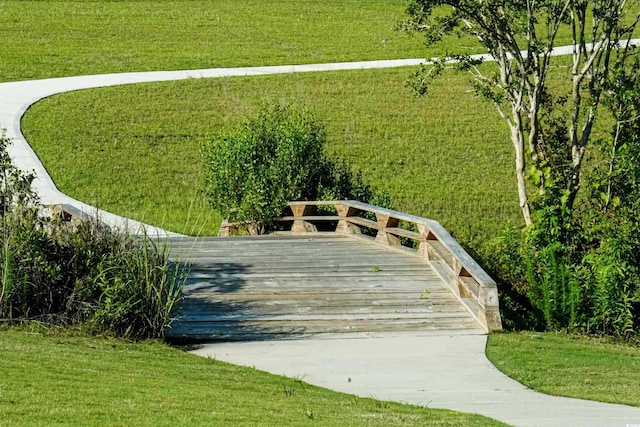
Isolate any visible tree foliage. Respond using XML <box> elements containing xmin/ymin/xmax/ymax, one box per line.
<box><xmin>403</xmin><ymin>0</ymin><xmax>640</xmax><ymax>338</ymax></box>
<box><xmin>401</xmin><ymin>0</ymin><xmax>640</xmax><ymax>226</ymax></box>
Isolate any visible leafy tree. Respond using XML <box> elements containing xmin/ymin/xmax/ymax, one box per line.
<box><xmin>576</xmin><ymin>59</ymin><xmax>640</xmax><ymax>337</ymax></box>
<box><xmin>401</xmin><ymin>0</ymin><xmax>640</xmax><ymax>226</ymax></box>
<box><xmin>402</xmin><ymin>1</ymin><xmax>640</xmax><ymax>337</ymax></box>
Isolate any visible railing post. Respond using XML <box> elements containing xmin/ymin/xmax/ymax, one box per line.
<box><xmin>479</xmin><ymin>285</ymin><xmax>502</xmax><ymax>331</ymax></box>
<box><xmin>374</xmin><ymin>213</ymin><xmax>400</xmax><ymax>247</ymax></box>
<box><xmin>416</xmin><ymin>224</ymin><xmax>430</xmax><ymax>257</ymax></box>
<box><xmin>290</xmin><ymin>203</ymin><xmax>317</xmax><ymax>234</ymax></box>
<box><xmin>335</xmin><ymin>202</ymin><xmax>361</xmax><ymax>235</ymax></box>
<box><xmin>218</xmin><ymin>219</ymin><xmax>231</xmax><ymax>237</ymax></box>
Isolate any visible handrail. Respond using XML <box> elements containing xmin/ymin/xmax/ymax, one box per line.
<box><xmin>45</xmin><ymin>203</ymin><xmax>96</xmax><ymax>224</ymax></box>
<box><xmin>219</xmin><ymin>200</ymin><xmax>502</xmax><ymax>332</ymax></box>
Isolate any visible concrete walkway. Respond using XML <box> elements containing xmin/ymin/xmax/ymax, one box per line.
<box><xmin>192</xmin><ymin>333</ymin><xmax>640</xmax><ymax>427</ymax></box>
<box><xmin>2</xmin><ymin>46</ymin><xmax>640</xmax><ymax>426</ymax></box>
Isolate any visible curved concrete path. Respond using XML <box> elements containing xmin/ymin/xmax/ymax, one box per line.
<box><xmin>192</xmin><ymin>333</ymin><xmax>640</xmax><ymax>427</ymax></box>
<box><xmin>0</xmin><ymin>59</ymin><xmax>423</xmax><ymax>237</ymax></box>
<box><xmin>2</xmin><ymin>46</ymin><xmax>640</xmax><ymax>426</ymax></box>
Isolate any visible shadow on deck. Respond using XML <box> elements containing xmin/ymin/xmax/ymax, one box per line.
<box><xmin>165</xmin><ymin>233</ymin><xmax>494</xmax><ymax>342</ymax></box>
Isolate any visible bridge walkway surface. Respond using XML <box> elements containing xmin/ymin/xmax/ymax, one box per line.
<box><xmin>166</xmin><ymin>234</ymin><xmax>485</xmax><ymax>341</ymax></box>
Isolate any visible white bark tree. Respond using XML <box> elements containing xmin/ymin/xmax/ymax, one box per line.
<box><xmin>401</xmin><ymin>0</ymin><xmax>640</xmax><ymax>227</ymax></box>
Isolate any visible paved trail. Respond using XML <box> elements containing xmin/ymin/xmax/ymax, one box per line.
<box><xmin>2</xmin><ymin>45</ymin><xmax>640</xmax><ymax>426</ymax></box>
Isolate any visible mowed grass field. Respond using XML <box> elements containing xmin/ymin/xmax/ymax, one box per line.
<box><xmin>487</xmin><ymin>332</ymin><xmax>640</xmax><ymax>407</ymax></box>
<box><xmin>1</xmin><ymin>0</ymin><xmax>609</xmax><ymax>82</ymax></box>
<box><xmin>8</xmin><ymin>0</ymin><xmax>612</xmax><ymax>242</ymax></box>
<box><xmin>23</xmin><ymin>67</ymin><xmax>519</xmax><ymax>241</ymax></box>
<box><xmin>0</xmin><ymin>328</ymin><xmax>508</xmax><ymax>426</ymax></box>
<box><xmin>0</xmin><ymin>0</ymin><xmax>435</xmax><ymax>81</ymax></box>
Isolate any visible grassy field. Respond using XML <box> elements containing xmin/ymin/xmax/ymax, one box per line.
<box><xmin>0</xmin><ymin>0</ymin><xmax>438</xmax><ymax>82</ymax></box>
<box><xmin>2</xmin><ymin>0</ymin><xmax>617</xmax><ymax>83</ymax></box>
<box><xmin>0</xmin><ymin>327</ymin><xmax>507</xmax><ymax>426</ymax></box>
<box><xmin>22</xmin><ymin>67</ymin><xmax>520</xmax><ymax>241</ymax></box>
<box><xmin>7</xmin><ymin>0</ymin><xmax>622</xmax><ymax>243</ymax></box>
<box><xmin>486</xmin><ymin>332</ymin><xmax>640</xmax><ymax>407</ymax></box>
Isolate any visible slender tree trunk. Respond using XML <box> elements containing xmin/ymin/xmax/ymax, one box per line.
<box><xmin>510</xmin><ymin>114</ymin><xmax>533</xmax><ymax>226</ymax></box>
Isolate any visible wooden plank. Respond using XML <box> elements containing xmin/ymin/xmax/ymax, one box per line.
<box><xmin>168</xmin><ymin>235</ymin><xmax>353</xmax><ymax>244</ymax></box>
<box><xmin>184</xmin><ymin>266</ymin><xmax>433</xmax><ymax>275</ymax></box>
<box><xmin>170</xmin><ymin>236</ymin><xmax>358</xmax><ymax>245</ymax></box>
<box><xmin>185</xmin><ymin>273</ymin><xmax>442</xmax><ymax>283</ymax></box>
<box><xmin>184</xmin><ymin>279</ymin><xmax>443</xmax><ymax>291</ymax></box>
<box><xmin>177</xmin><ymin>303</ymin><xmax>469</xmax><ymax>316</ymax></box>
<box><xmin>166</xmin><ymin>318</ymin><xmax>484</xmax><ymax>339</ymax></box>
<box><xmin>174</xmin><ymin>247</ymin><xmax>407</xmax><ymax>256</ymax></box>
<box><xmin>345</xmin><ymin>216</ymin><xmax>380</xmax><ymax>230</ymax></box>
<box><xmin>423</xmin><ymin>219</ymin><xmax>496</xmax><ymax>286</ymax></box>
<box><xmin>172</xmin><ymin>251</ymin><xmax>403</xmax><ymax>261</ymax></box>
<box><xmin>384</xmin><ymin>227</ymin><xmax>422</xmax><ymax>240</ymax></box>
<box><xmin>171</xmin><ymin>318</ymin><xmax>483</xmax><ymax>331</ymax></box>
<box><xmin>182</xmin><ymin>292</ymin><xmax>458</xmax><ymax>303</ymax></box>
<box><xmin>184</xmin><ymin>253</ymin><xmax>431</xmax><ymax>266</ymax></box>
<box><xmin>181</xmin><ymin>301</ymin><xmax>459</xmax><ymax>311</ymax></box>
<box><xmin>181</xmin><ymin>290</ymin><xmax>453</xmax><ymax>299</ymax></box>
<box><xmin>182</xmin><ymin>285</ymin><xmax>454</xmax><ymax>295</ymax></box>
<box><xmin>185</xmin><ymin>268</ymin><xmax>436</xmax><ymax>277</ymax></box>
<box><xmin>180</xmin><ymin>292</ymin><xmax>460</xmax><ymax>302</ymax></box>
<box><xmin>183</xmin><ymin>277</ymin><xmax>446</xmax><ymax>289</ymax></box>
<box><xmin>180</xmin><ymin>303</ymin><xmax>463</xmax><ymax>313</ymax></box>
<box><xmin>184</xmin><ymin>281</ymin><xmax>445</xmax><ymax>292</ymax></box>
<box><xmin>177</xmin><ymin>310</ymin><xmax>470</xmax><ymax>320</ymax></box>
<box><xmin>288</xmin><ymin>200</ymin><xmax>338</xmax><ymax>207</ymax></box>
<box><xmin>340</xmin><ymin>200</ymin><xmax>430</xmax><ymax>225</ymax></box>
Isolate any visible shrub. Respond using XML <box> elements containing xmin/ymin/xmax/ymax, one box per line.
<box><xmin>0</xmin><ymin>131</ymin><xmax>186</xmax><ymax>339</ymax></box>
<box><xmin>201</xmin><ymin>103</ymin><xmax>388</xmax><ymax>233</ymax></box>
<box><xmin>479</xmin><ymin>226</ymin><xmax>543</xmax><ymax>331</ymax></box>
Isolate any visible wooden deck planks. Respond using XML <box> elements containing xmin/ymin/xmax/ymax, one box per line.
<box><xmin>166</xmin><ymin>235</ymin><xmax>485</xmax><ymax>341</ymax></box>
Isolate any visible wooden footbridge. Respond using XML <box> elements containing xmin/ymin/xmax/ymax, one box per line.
<box><xmin>165</xmin><ymin>201</ymin><xmax>502</xmax><ymax>341</ymax></box>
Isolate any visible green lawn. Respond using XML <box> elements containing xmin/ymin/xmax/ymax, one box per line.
<box><xmin>0</xmin><ymin>0</ymin><xmax>436</xmax><ymax>82</ymax></box>
<box><xmin>0</xmin><ymin>327</ymin><xmax>507</xmax><ymax>426</ymax></box>
<box><xmin>1</xmin><ymin>0</ymin><xmax>618</xmax><ymax>83</ymax></box>
<box><xmin>486</xmin><ymin>332</ymin><xmax>640</xmax><ymax>407</ymax></box>
<box><xmin>22</xmin><ymin>67</ymin><xmax>520</xmax><ymax>241</ymax></box>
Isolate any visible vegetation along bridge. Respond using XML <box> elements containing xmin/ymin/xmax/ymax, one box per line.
<box><xmin>166</xmin><ymin>201</ymin><xmax>502</xmax><ymax>341</ymax></box>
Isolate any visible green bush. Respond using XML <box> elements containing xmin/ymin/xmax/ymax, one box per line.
<box><xmin>479</xmin><ymin>226</ymin><xmax>543</xmax><ymax>331</ymax></box>
<box><xmin>201</xmin><ymin>103</ymin><xmax>388</xmax><ymax>233</ymax></box>
<box><xmin>482</xmin><ymin>62</ymin><xmax>640</xmax><ymax>339</ymax></box>
<box><xmin>0</xmin><ymin>131</ymin><xmax>186</xmax><ymax>339</ymax></box>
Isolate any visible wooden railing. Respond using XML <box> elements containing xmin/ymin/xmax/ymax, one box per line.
<box><xmin>44</xmin><ymin>203</ymin><xmax>95</xmax><ymax>225</ymax></box>
<box><xmin>219</xmin><ymin>200</ymin><xmax>503</xmax><ymax>332</ymax></box>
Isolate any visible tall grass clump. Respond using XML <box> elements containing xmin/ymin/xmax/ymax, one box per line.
<box><xmin>0</xmin><ymin>132</ymin><xmax>186</xmax><ymax>339</ymax></box>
